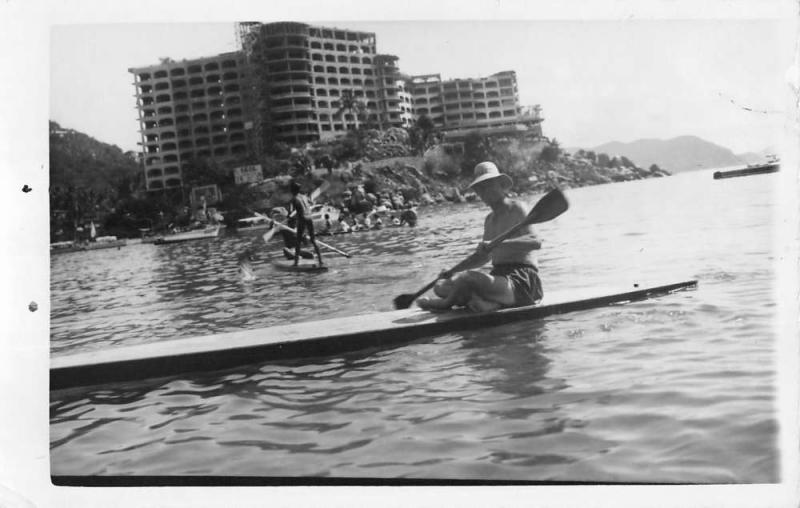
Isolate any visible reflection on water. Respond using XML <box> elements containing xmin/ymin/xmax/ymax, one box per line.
<box><xmin>51</xmin><ymin>170</ymin><xmax>781</xmax><ymax>481</ymax></box>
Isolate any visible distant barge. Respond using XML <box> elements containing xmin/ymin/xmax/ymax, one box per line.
<box><xmin>713</xmin><ymin>161</ymin><xmax>780</xmax><ymax>180</ymax></box>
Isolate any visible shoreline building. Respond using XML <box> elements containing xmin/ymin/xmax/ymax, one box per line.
<box><xmin>129</xmin><ymin>53</ymin><xmax>252</xmax><ymax>191</ymax></box>
<box><xmin>130</xmin><ymin>22</ymin><xmax>542</xmax><ymax>191</ymax></box>
<box><xmin>238</xmin><ymin>22</ymin><xmax>416</xmax><ymax>146</ymax></box>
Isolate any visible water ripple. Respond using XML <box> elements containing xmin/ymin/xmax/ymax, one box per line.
<box><xmin>50</xmin><ymin>173</ymin><xmax>781</xmax><ymax>482</ymax></box>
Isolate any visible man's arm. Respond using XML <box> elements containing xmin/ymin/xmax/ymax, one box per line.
<box><xmin>497</xmin><ymin>231</ymin><xmax>541</xmax><ymax>250</ymax></box>
<box><xmin>288</xmin><ymin>196</ymin><xmax>305</xmax><ymax>220</ymax></box>
<box><xmin>440</xmin><ymin>216</ymin><xmax>493</xmax><ymax>278</ymax></box>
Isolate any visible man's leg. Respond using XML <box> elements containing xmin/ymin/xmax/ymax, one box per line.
<box><xmin>307</xmin><ymin>221</ymin><xmax>323</xmax><ymax>265</ymax></box>
<box><xmin>418</xmin><ymin>271</ymin><xmax>515</xmax><ymax>310</ymax></box>
<box><xmin>293</xmin><ymin>221</ymin><xmax>306</xmax><ymax>266</ymax></box>
<box><xmin>418</xmin><ymin>278</ymin><xmax>468</xmax><ymax>310</ymax></box>
<box><xmin>455</xmin><ymin>271</ymin><xmax>516</xmax><ymax>308</ymax></box>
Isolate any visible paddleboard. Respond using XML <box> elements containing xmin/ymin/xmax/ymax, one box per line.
<box><xmin>282</xmin><ymin>247</ymin><xmax>315</xmax><ymax>260</ymax></box>
<box><xmin>51</xmin><ymin>279</ymin><xmax>697</xmax><ymax>390</ymax></box>
<box><xmin>273</xmin><ymin>261</ymin><xmax>329</xmax><ymax>273</ymax></box>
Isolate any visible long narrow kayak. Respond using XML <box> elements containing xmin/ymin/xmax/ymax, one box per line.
<box><xmin>50</xmin><ymin>279</ymin><xmax>697</xmax><ymax>390</ymax></box>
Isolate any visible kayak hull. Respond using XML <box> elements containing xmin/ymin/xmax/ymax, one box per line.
<box><xmin>51</xmin><ymin>280</ymin><xmax>697</xmax><ymax>390</ymax></box>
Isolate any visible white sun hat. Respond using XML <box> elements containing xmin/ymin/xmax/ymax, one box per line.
<box><xmin>468</xmin><ymin>161</ymin><xmax>513</xmax><ymax>189</ymax></box>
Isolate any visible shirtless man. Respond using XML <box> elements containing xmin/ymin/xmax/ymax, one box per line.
<box><xmin>288</xmin><ymin>181</ymin><xmax>323</xmax><ymax>267</ymax></box>
<box><xmin>417</xmin><ymin>161</ymin><xmax>543</xmax><ymax>313</ymax></box>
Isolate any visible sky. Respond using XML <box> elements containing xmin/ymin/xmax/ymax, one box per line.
<box><xmin>50</xmin><ymin>16</ymin><xmax>794</xmax><ymax>156</ymax></box>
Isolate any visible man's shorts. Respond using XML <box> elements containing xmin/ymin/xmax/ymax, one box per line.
<box><xmin>490</xmin><ymin>264</ymin><xmax>543</xmax><ymax>307</ymax></box>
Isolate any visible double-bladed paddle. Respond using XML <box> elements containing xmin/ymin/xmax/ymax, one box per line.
<box><xmin>392</xmin><ymin>187</ymin><xmax>569</xmax><ymax>310</ymax></box>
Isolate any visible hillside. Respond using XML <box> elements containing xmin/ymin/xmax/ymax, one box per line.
<box><xmin>49</xmin><ymin>120</ymin><xmax>141</xmax><ymax>191</ymax></box>
<box><xmin>587</xmin><ymin>136</ymin><xmax>743</xmax><ymax>173</ymax></box>
<box><xmin>734</xmin><ymin>146</ymin><xmax>778</xmax><ymax>165</ymax></box>
<box><xmin>48</xmin><ymin>123</ymin><xmax>670</xmax><ymax>240</ymax></box>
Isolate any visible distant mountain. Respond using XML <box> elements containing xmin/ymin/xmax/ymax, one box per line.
<box><xmin>580</xmin><ymin>136</ymin><xmax>745</xmax><ymax>174</ymax></box>
<box><xmin>49</xmin><ymin>120</ymin><xmax>142</xmax><ymax>191</ymax></box>
<box><xmin>734</xmin><ymin>146</ymin><xmax>778</xmax><ymax>165</ymax></box>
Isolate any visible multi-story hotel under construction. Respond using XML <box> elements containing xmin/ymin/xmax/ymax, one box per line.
<box><xmin>130</xmin><ymin>22</ymin><xmax>542</xmax><ymax>192</ymax></box>
<box><xmin>129</xmin><ymin>52</ymin><xmax>253</xmax><ymax>191</ymax></box>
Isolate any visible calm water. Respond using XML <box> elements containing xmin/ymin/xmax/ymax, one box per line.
<box><xmin>50</xmin><ymin>169</ymin><xmax>782</xmax><ymax>482</ymax></box>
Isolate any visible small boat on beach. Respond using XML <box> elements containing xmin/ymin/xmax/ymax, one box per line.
<box><xmin>310</xmin><ymin>203</ymin><xmax>340</xmax><ymax>229</ymax></box>
<box><xmin>50</xmin><ymin>236</ymin><xmax>127</xmax><ymax>255</ymax></box>
<box><xmin>153</xmin><ymin>225</ymin><xmax>223</xmax><ymax>245</ymax></box>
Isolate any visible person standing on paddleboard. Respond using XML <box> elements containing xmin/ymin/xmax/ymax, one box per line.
<box><xmin>417</xmin><ymin>161</ymin><xmax>543</xmax><ymax>312</ymax></box>
<box><xmin>288</xmin><ymin>181</ymin><xmax>324</xmax><ymax>267</ymax></box>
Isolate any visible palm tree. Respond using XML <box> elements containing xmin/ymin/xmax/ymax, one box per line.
<box><xmin>335</xmin><ymin>89</ymin><xmax>373</xmax><ymax>131</ymax></box>
<box><xmin>408</xmin><ymin>114</ymin><xmax>437</xmax><ymax>155</ymax></box>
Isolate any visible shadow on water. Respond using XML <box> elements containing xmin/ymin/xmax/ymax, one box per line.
<box><xmin>49</xmin><ymin>172</ymin><xmax>782</xmax><ymax>480</ymax></box>
<box><xmin>457</xmin><ymin>320</ymin><xmax>555</xmax><ymax>397</ymax></box>
<box><xmin>51</xmin><ymin>317</ymin><xmax>556</xmax><ymax>420</ymax></box>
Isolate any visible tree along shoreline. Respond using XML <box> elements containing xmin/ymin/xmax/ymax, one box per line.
<box><xmin>49</xmin><ymin>122</ymin><xmax>668</xmax><ymax>243</ymax></box>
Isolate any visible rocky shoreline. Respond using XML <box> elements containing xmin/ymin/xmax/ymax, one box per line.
<box><xmin>261</xmin><ymin>136</ymin><xmax>670</xmax><ymax>213</ymax></box>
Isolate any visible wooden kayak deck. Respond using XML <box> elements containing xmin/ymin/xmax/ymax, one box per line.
<box><xmin>50</xmin><ymin>280</ymin><xmax>697</xmax><ymax>390</ymax></box>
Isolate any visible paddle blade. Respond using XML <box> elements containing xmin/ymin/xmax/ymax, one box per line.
<box><xmin>262</xmin><ymin>225</ymin><xmax>277</xmax><ymax>243</ymax></box>
<box><xmin>393</xmin><ymin>294</ymin><xmax>416</xmax><ymax>310</ymax></box>
<box><xmin>310</xmin><ymin>180</ymin><xmax>331</xmax><ymax>202</ymax></box>
<box><xmin>525</xmin><ymin>187</ymin><xmax>569</xmax><ymax>225</ymax></box>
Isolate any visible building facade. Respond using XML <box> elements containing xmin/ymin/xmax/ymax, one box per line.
<box><xmin>241</xmin><ymin>22</ymin><xmax>417</xmax><ymax>145</ymax></box>
<box><xmin>131</xmin><ymin>22</ymin><xmax>541</xmax><ymax>191</ymax></box>
<box><xmin>407</xmin><ymin>71</ymin><xmax>529</xmax><ymax>134</ymax></box>
<box><xmin>129</xmin><ymin>52</ymin><xmax>252</xmax><ymax>191</ymax></box>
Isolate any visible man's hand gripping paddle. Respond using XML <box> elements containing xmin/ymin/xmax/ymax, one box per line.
<box><xmin>392</xmin><ymin>188</ymin><xmax>569</xmax><ymax>310</ymax></box>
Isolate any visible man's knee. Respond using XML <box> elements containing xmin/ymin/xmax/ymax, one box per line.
<box><xmin>433</xmin><ymin>278</ymin><xmax>455</xmax><ymax>298</ymax></box>
<box><xmin>458</xmin><ymin>270</ymin><xmax>493</xmax><ymax>289</ymax></box>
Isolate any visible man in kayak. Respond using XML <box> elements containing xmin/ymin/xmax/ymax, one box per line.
<box><xmin>417</xmin><ymin>161</ymin><xmax>543</xmax><ymax>312</ymax></box>
<box><xmin>288</xmin><ymin>181</ymin><xmax>324</xmax><ymax>267</ymax></box>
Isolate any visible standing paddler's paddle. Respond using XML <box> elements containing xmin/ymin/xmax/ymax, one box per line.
<box><xmin>252</xmin><ymin>180</ymin><xmax>330</xmax><ymax>243</ymax></box>
<box><xmin>239</xmin><ymin>180</ymin><xmax>333</xmax><ymax>271</ymax></box>
<box><xmin>392</xmin><ymin>187</ymin><xmax>569</xmax><ymax>310</ymax></box>
<box><xmin>310</xmin><ymin>179</ymin><xmax>331</xmax><ymax>202</ymax></box>
<box><xmin>262</xmin><ymin>221</ymin><xmax>279</xmax><ymax>243</ymax></box>
<box><xmin>258</xmin><ymin>215</ymin><xmax>351</xmax><ymax>258</ymax></box>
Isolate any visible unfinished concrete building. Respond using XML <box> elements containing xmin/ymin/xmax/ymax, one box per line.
<box><xmin>129</xmin><ymin>53</ymin><xmax>252</xmax><ymax>191</ymax></box>
<box><xmin>131</xmin><ymin>22</ymin><xmax>542</xmax><ymax>191</ymax></box>
<box><xmin>408</xmin><ymin>74</ymin><xmax>446</xmax><ymax>128</ymax></box>
<box><xmin>240</xmin><ymin>22</ymin><xmax>417</xmax><ymax>145</ymax></box>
